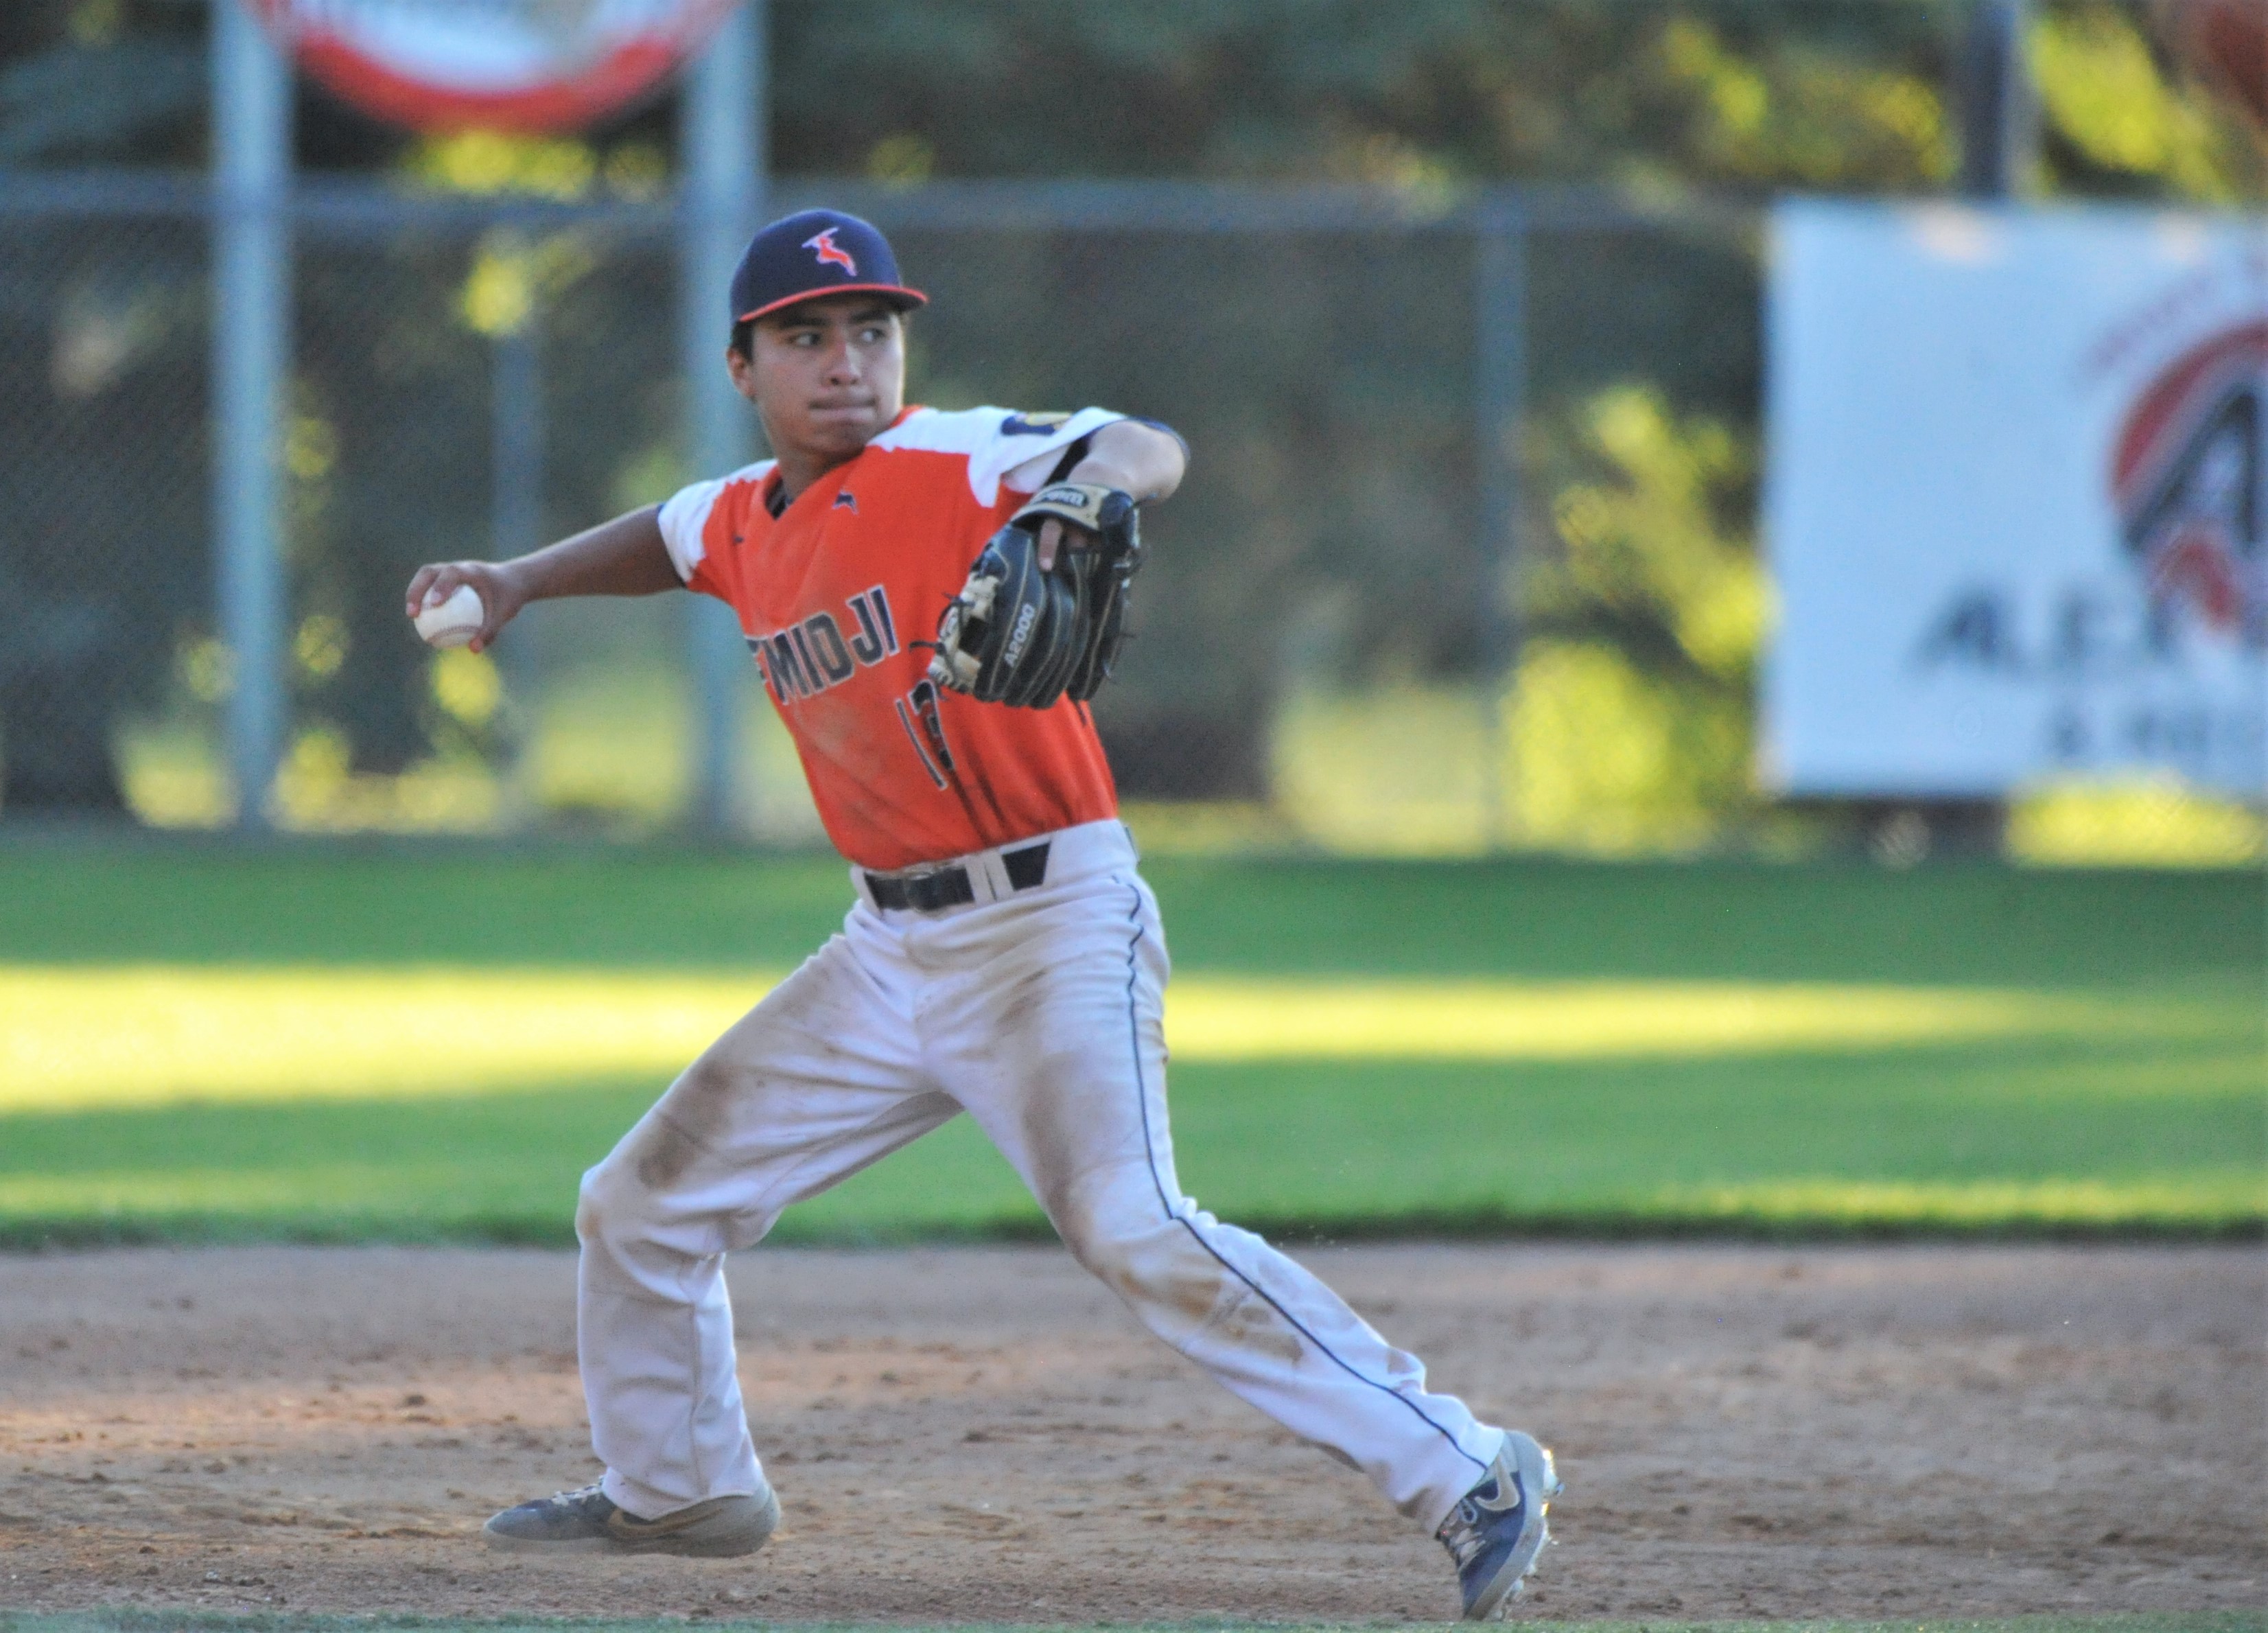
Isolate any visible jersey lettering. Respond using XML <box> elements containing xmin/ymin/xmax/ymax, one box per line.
<box><xmin>747</xmin><ymin>586</ymin><xmax>906</xmax><ymax>706</ymax></box>
<box><xmin>767</xmin><ymin>630</ymin><xmax>811</xmax><ymax>698</ymax></box>
<box><xmin>787</xmin><ymin>625</ymin><xmax>821</xmax><ymax>691</ymax></box>
<box><xmin>804</xmin><ymin>613</ymin><xmax>856</xmax><ymax>684</ymax></box>
<box><xmin>847</xmin><ymin>586</ymin><xmax>900</xmax><ymax>664</ymax></box>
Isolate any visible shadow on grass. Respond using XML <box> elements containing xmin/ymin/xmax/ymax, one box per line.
<box><xmin>5</xmin><ymin>1032</ymin><xmax>2260</xmax><ymax>1255</ymax></box>
<box><xmin>2</xmin><ymin>1203</ymin><xmax>2258</xmax><ymax>1255</ymax></box>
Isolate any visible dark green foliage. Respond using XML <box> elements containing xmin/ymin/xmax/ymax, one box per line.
<box><xmin>0</xmin><ymin>1</ymin><xmax>204</xmax><ymax>169</ymax></box>
<box><xmin>0</xmin><ymin>2</ymin><xmax>2256</xmax><ymax>813</ymax></box>
<box><xmin>14</xmin><ymin>0</ymin><xmax>2248</xmax><ymax>205</ymax></box>
<box><xmin>771</xmin><ymin>1</ymin><xmax>1961</xmax><ymax>189</ymax></box>
<box><xmin>292</xmin><ymin>238</ymin><xmax>496</xmax><ymax>772</ymax></box>
<box><xmin>0</xmin><ymin>214</ymin><xmax>209</xmax><ymax>811</ymax></box>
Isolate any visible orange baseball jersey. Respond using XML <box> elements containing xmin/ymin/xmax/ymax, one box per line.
<box><xmin>657</xmin><ymin>405</ymin><xmax>1144</xmax><ymax>872</ymax></box>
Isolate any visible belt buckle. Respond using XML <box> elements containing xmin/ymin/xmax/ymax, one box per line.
<box><xmin>913</xmin><ymin>864</ymin><xmax>972</xmax><ymax>912</ymax></box>
<box><xmin>871</xmin><ymin>841</ymin><xmax>1049</xmax><ymax>914</ymax></box>
<box><xmin>870</xmin><ymin>860</ymin><xmax>973</xmax><ymax>914</ymax></box>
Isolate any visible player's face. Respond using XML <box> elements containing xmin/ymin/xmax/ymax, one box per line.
<box><xmin>732</xmin><ymin>297</ymin><xmax>905</xmax><ymax>466</ymax></box>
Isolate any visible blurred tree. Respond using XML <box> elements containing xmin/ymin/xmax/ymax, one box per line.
<box><xmin>772</xmin><ymin>0</ymin><xmax>1964</xmax><ymax>195</ymax></box>
<box><xmin>2</xmin><ymin>1</ymin><xmax>2256</xmax><ymax>818</ymax></box>
<box><xmin>0</xmin><ymin>209</ymin><xmax>208</xmax><ymax>814</ymax></box>
<box><xmin>295</xmin><ymin>130</ymin><xmax>675</xmax><ymax>778</ymax></box>
<box><xmin>0</xmin><ymin>1</ymin><xmax>206</xmax><ymax>813</ymax></box>
<box><xmin>2147</xmin><ymin>0</ymin><xmax>2268</xmax><ymax>132</ymax></box>
<box><xmin>0</xmin><ymin>0</ymin><xmax>204</xmax><ymax>170</ymax></box>
<box><xmin>2033</xmin><ymin>0</ymin><xmax>2267</xmax><ymax>202</ymax></box>
<box><xmin>1510</xmin><ymin>384</ymin><xmax>1764</xmax><ymax>850</ymax></box>
<box><xmin>0</xmin><ymin>3</ymin><xmax>2000</xmax><ymax>189</ymax></box>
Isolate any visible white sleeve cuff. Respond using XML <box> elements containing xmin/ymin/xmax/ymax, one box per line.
<box><xmin>983</xmin><ymin>406</ymin><xmax>1127</xmax><ymax>504</ymax></box>
<box><xmin>655</xmin><ymin>477</ymin><xmax>726</xmax><ymax>583</ymax></box>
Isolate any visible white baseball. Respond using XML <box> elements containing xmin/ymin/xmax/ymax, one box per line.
<box><xmin>414</xmin><ymin>584</ymin><xmax>487</xmax><ymax>649</ymax></box>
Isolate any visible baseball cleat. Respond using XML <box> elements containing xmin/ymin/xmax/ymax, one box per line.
<box><xmin>1436</xmin><ymin>1430</ymin><xmax>1560</xmax><ymax>1620</ymax></box>
<box><xmin>482</xmin><ymin>1480</ymin><xmax>779</xmax><ymax>1557</ymax></box>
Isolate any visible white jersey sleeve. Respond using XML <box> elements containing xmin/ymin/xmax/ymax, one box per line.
<box><xmin>869</xmin><ymin>406</ymin><xmax>1128</xmax><ymax>506</ymax></box>
<box><xmin>987</xmin><ymin>407</ymin><xmax>1127</xmax><ymax>500</ymax></box>
<box><xmin>655</xmin><ymin>460</ymin><xmax>774</xmax><ymax>583</ymax></box>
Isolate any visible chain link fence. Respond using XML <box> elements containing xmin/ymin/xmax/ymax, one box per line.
<box><xmin>2</xmin><ymin>176</ymin><xmax>2260</xmax><ymax>863</ymax></box>
<box><xmin>1</xmin><ymin>205</ymin><xmax>210</xmax><ymax>814</ymax></box>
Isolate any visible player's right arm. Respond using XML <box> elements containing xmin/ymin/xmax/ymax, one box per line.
<box><xmin>404</xmin><ymin>505</ymin><xmax>682</xmax><ymax>655</ymax></box>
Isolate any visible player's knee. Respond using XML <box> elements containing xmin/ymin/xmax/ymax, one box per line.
<box><xmin>575</xmin><ymin>1148</ymin><xmax>653</xmax><ymax>1247</ymax></box>
<box><xmin>578</xmin><ymin>1086</ymin><xmax>729</xmax><ymax>1247</ymax></box>
<box><xmin>573</xmin><ymin>1162</ymin><xmax>613</xmax><ymax>1247</ymax></box>
<box><xmin>1061</xmin><ymin>1205</ymin><xmax>1211</xmax><ymax>1310</ymax></box>
<box><xmin>1049</xmin><ymin>1168</ymin><xmax>1182</xmax><ymax>1279</ymax></box>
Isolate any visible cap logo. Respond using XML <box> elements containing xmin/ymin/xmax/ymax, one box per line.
<box><xmin>804</xmin><ymin>228</ymin><xmax>858</xmax><ymax>276</ymax></box>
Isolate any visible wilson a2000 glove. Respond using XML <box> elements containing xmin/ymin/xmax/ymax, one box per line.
<box><xmin>926</xmin><ymin>483</ymin><xmax>1142</xmax><ymax>709</ymax></box>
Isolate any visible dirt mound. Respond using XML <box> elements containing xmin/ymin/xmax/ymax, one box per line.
<box><xmin>2</xmin><ymin>1243</ymin><xmax>2259</xmax><ymax>1621</ymax></box>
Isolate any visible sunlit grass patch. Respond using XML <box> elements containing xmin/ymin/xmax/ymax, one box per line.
<box><xmin>0</xmin><ymin>1160</ymin><xmax>527</xmax><ymax>1220</ymax></box>
<box><xmin>1162</xmin><ymin>977</ymin><xmax>2246</xmax><ymax>1062</ymax></box>
<box><xmin>3</xmin><ymin>965</ymin><xmax>2252</xmax><ymax>1113</ymax></box>
<box><xmin>3</xmin><ymin>1033</ymin><xmax>2258</xmax><ymax>1246</ymax></box>
<box><xmin>1648</xmin><ymin>1174</ymin><xmax>2268</xmax><ymax>1231</ymax></box>
<box><xmin>0</xmin><ymin>966</ymin><xmax>782</xmax><ymax>1111</ymax></box>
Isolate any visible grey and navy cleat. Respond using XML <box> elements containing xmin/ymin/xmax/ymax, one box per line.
<box><xmin>482</xmin><ymin>1480</ymin><xmax>780</xmax><ymax>1557</ymax></box>
<box><xmin>1437</xmin><ymin>1431</ymin><xmax>1560</xmax><ymax>1620</ymax></box>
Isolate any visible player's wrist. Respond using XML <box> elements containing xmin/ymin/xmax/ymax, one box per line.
<box><xmin>492</xmin><ymin>555</ymin><xmax>542</xmax><ymax>608</ymax></box>
<box><xmin>1075</xmin><ymin>420</ymin><xmax>1185</xmax><ymax>504</ymax></box>
<box><xmin>1060</xmin><ymin>459</ymin><xmax>1141</xmax><ymax>500</ymax></box>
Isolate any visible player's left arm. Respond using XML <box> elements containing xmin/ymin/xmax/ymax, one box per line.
<box><xmin>1033</xmin><ymin>420</ymin><xmax>1186</xmax><ymax>568</ymax></box>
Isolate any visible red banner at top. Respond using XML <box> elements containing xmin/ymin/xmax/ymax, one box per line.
<box><xmin>253</xmin><ymin>0</ymin><xmax>738</xmax><ymax>132</ymax></box>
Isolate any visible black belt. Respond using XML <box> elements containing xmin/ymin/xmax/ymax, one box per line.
<box><xmin>864</xmin><ymin>840</ymin><xmax>1051</xmax><ymax>912</ymax></box>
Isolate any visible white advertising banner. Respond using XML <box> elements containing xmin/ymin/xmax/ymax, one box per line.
<box><xmin>1761</xmin><ymin>200</ymin><xmax>2267</xmax><ymax>798</ymax></box>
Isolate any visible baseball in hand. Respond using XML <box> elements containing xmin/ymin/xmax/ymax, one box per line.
<box><xmin>413</xmin><ymin>584</ymin><xmax>487</xmax><ymax>649</ymax></box>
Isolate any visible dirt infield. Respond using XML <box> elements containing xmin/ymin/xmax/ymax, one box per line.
<box><xmin>1</xmin><ymin>1243</ymin><xmax>2260</xmax><ymax>1623</ymax></box>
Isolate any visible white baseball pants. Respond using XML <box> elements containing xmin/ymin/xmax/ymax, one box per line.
<box><xmin>574</xmin><ymin>819</ymin><xmax>1504</xmax><ymax>1533</ymax></box>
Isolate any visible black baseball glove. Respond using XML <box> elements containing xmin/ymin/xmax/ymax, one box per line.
<box><xmin>926</xmin><ymin>483</ymin><xmax>1142</xmax><ymax>709</ymax></box>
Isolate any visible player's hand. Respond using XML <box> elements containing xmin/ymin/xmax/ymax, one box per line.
<box><xmin>1033</xmin><ymin>517</ymin><xmax>1097</xmax><ymax>572</ymax></box>
<box><xmin>404</xmin><ymin>560</ymin><xmax>526</xmax><ymax>655</ymax></box>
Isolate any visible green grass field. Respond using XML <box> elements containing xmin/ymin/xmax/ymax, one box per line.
<box><xmin>1</xmin><ymin>842</ymin><xmax>2260</xmax><ymax>1247</ymax></box>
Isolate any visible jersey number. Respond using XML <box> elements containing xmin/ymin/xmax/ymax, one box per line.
<box><xmin>894</xmin><ymin>678</ymin><xmax>957</xmax><ymax>789</ymax></box>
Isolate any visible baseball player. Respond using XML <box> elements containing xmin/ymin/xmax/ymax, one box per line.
<box><xmin>404</xmin><ymin>208</ymin><xmax>1556</xmax><ymax>1620</ymax></box>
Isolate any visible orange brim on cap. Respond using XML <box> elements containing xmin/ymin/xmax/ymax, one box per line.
<box><xmin>736</xmin><ymin>283</ymin><xmax>929</xmax><ymax>325</ymax></box>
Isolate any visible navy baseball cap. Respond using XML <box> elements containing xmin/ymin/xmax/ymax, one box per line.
<box><xmin>729</xmin><ymin>209</ymin><xmax>928</xmax><ymax>327</ymax></box>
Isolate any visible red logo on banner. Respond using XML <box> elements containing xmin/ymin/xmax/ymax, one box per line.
<box><xmin>2112</xmin><ymin>322</ymin><xmax>2266</xmax><ymax>641</ymax></box>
